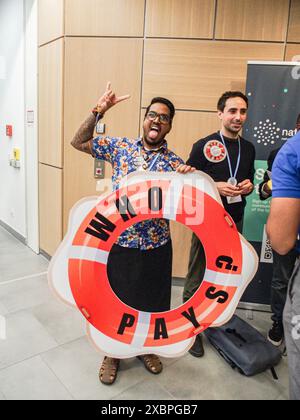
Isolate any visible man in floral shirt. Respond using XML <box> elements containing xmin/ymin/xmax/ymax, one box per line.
<box><xmin>71</xmin><ymin>82</ymin><xmax>194</xmax><ymax>386</ymax></box>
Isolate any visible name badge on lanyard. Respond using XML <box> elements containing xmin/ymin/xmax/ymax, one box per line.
<box><xmin>133</xmin><ymin>147</ymin><xmax>162</xmax><ymax>172</ymax></box>
<box><xmin>219</xmin><ymin>132</ymin><xmax>242</xmax><ymax>205</ymax></box>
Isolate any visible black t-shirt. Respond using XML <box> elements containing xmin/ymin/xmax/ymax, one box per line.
<box><xmin>186</xmin><ymin>132</ymin><xmax>256</xmax><ymax>222</ymax></box>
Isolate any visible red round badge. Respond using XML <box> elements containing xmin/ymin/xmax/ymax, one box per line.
<box><xmin>204</xmin><ymin>140</ymin><xmax>226</xmax><ymax>163</ymax></box>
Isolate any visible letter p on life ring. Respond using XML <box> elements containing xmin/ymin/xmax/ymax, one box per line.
<box><xmin>48</xmin><ymin>171</ymin><xmax>258</xmax><ymax>359</ymax></box>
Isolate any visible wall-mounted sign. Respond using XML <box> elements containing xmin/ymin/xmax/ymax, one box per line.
<box><xmin>27</xmin><ymin>110</ymin><xmax>34</xmax><ymax>124</ymax></box>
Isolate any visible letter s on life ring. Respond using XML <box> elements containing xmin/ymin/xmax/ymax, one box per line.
<box><xmin>48</xmin><ymin>171</ymin><xmax>258</xmax><ymax>359</ymax></box>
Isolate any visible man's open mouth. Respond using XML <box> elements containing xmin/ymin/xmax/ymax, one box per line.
<box><xmin>149</xmin><ymin>125</ymin><xmax>160</xmax><ymax>139</ymax></box>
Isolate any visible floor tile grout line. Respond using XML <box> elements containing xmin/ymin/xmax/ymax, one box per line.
<box><xmin>0</xmin><ymin>302</ymin><xmax>85</xmax><ymax>324</ymax></box>
<box><xmin>0</xmin><ymin>353</ymin><xmax>75</xmax><ymax>401</ymax></box>
<box><xmin>40</xmin><ymin>337</ymin><xmax>114</xmax><ymax>401</ymax></box>
<box><xmin>0</xmin><ymin>334</ymin><xmax>97</xmax><ymax>374</ymax></box>
<box><xmin>111</xmin><ymin>378</ymin><xmax>154</xmax><ymax>401</ymax></box>
<box><xmin>0</xmin><ymin>342</ymin><xmax>60</xmax><ymax>373</ymax></box>
<box><xmin>0</xmin><ymin>271</ymin><xmax>48</xmax><ymax>287</ymax></box>
<box><xmin>0</xmin><ymin>322</ymin><xmax>89</xmax><ymax>372</ymax></box>
<box><xmin>147</xmin><ymin>376</ymin><xmax>177</xmax><ymax>401</ymax></box>
<box><xmin>111</xmin><ymin>373</ymin><xmax>177</xmax><ymax>401</ymax></box>
<box><xmin>0</xmin><ymin>322</ymin><xmax>69</xmax><ymax>374</ymax></box>
<box><xmin>163</xmin><ymin>388</ymin><xmax>177</xmax><ymax>400</ymax></box>
<box><xmin>157</xmin><ymin>357</ymin><xmax>191</xmax><ymax>401</ymax></box>
<box><xmin>40</xmin><ymin>355</ymin><xmax>77</xmax><ymax>401</ymax></box>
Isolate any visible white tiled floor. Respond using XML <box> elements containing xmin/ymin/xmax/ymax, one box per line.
<box><xmin>0</xmin><ymin>226</ymin><xmax>290</xmax><ymax>400</ymax></box>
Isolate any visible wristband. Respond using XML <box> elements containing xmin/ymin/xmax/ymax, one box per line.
<box><xmin>92</xmin><ymin>105</ymin><xmax>104</xmax><ymax>119</ymax></box>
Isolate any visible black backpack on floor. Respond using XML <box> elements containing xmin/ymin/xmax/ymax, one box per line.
<box><xmin>204</xmin><ymin>315</ymin><xmax>282</xmax><ymax>378</ymax></box>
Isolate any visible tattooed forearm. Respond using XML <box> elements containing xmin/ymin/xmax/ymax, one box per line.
<box><xmin>71</xmin><ymin>113</ymin><xmax>97</xmax><ymax>154</ymax></box>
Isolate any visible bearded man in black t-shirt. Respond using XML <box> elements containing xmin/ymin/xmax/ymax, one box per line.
<box><xmin>183</xmin><ymin>91</ymin><xmax>256</xmax><ymax>358</ymax></box>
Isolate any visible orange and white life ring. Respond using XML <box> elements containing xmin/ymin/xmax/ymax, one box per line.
<box><xmin>49</xmin><ymin>171</ymin><xmax>258</xmax><ymax>359</ymax></box>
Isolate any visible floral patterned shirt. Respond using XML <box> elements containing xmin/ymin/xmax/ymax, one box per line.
<box><xmin>92</xmin><ymin>136</ymin><xmax>184</xmax><ymax>250</ymax></box>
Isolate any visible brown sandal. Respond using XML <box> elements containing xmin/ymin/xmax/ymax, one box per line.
<box><xmin>99</xmin><ymin>357</ymin><xmax>120</xmax><ymax>385</ymax></box>
<box><xmin>137</xmin><ymin>354</ymin><xmax>163</xmax><ymax>374</ymax></box>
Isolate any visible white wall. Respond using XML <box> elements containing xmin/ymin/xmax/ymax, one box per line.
<box><xmin>24</xmin><ymin>0</ymin><xmax>39</xmax><ymax>252</ymax></box>
<box><xmin>0</xmin><ymin>0</ymin><xmax>26</xmax><ymax>237</ymax></box>
<box><xmin>0</xmin><ymin>0</ymin><xmax>38</xmax><ymax>251</ymax></box>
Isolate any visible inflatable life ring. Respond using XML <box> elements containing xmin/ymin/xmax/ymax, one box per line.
<box><xmin>49</xmin><ymin>171</ymin><xmax>258</xmax><ymax>359</ymax></box>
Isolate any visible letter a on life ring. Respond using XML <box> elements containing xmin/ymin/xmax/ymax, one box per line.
<box><xmin>48</xmin><ymin>171</ymin><xmax>258</xmax><ymax>359</ymax></box>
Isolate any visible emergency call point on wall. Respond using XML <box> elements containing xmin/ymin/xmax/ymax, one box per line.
<box><xmin>6</xmin><ymin>125</ymin><xmax>13</xmax><ymax>137</ymax></box>
<box><xmin>94</xmin><ymin>159</ymin><xmax>105</xmax><ymax>179</ymax></box>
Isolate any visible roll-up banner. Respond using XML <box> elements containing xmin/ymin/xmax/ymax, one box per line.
<box><xmin>241</xmin><ymin>61</ymin><xmax>300</xmax><ymax>308</ymax></box>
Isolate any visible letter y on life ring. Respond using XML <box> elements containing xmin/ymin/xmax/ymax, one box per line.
<box><xmin>48</xmin><ymin>171</ymin><xmax>258</xmax><ymax>359</ymax></box>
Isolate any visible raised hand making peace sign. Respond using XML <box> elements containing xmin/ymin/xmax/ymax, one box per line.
<box><xmin>95</xmin><ymin>82</ymin><xmax>130</xmax><ymax>115</ymax></box>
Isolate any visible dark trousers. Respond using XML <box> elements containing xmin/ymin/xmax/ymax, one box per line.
<box><xmin>283</xmin><ymin>258</ymin><xmax>300</xmax><ymax>400</ymax></box>
<box><xmin>183</xmin><ymin>220</ymin><xmax>243</xmax><ymax>303</ymax></box>
<box><xmin>107</xmin><ymin>241</ymin><xmax>173</xmax><ymax>313</ymax></box>
<box><xmin>271</xmin><ymin>249</ymin><xmax>297</xmax><ymax>325</ymax></box>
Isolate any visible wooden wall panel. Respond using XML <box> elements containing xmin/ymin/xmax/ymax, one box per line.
<box><xmin>288</xmin><ymin>0</ymin><xmax>300</xmax><ymax>42</ymax></box>
<box><xmin>38</xmin><ymin>0</ymin><xmax>64</xmax><ymax>46</ymax></box>
<box><xmin>39</xmin><ymin>164</ymin><xmax>62</xmax><ymax>256</ymax></box>
<box><xmin>145</xmin><ymin>0</ymin><xmax>215</xmax><ymax>39</ymax></box>
<box><xmin>285</xmin><ymin>43</ymin><xmax>300</xmax><ymax>61</ymax></box>
<box><xmin>167</xmin><ymin>111</ymin><xmax>220</xmax><ymax>161</ymax></box>
<box><xmin>63</xmin><ymin>38</ymin><xmax>143</xmax><ymax>232</ymax></box>
<box><xmin>38</xmin><ymin>39</ymin><xmax>64</xmax><ymax>168</ymax></box>
<box><xmin>143</xmin><ymin>39</ymin><xmax>284</xmax><ymax>111</ymax></box>
<box><xmin>215</xmin><ymin>0</ymin><xmax>289</xmax><ymax>41</ymax></box>
<box><xmin>65</xmin><ymin>0</ymin><xmax>145</xmax><ymax>37</ymax></box>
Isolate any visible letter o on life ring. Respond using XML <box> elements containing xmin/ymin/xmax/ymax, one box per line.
<box><xmin>49</xmin><ymin>171</ymin><xmax>258</xmax><ymax>358</ymax></box>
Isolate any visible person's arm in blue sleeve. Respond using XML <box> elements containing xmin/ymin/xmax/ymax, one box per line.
<box><xmin>267</xmin><ymin>143</ymin><xmax>300</xmax><ymax>254</ymax></box>
<box><xmin>267</xmin><ymin>196</ymin><xmax>300</xmax><ymax>254</ymax></box>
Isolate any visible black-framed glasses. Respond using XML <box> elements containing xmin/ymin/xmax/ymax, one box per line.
<box><xmin>146</xmin><ymin>111</ymin><xmax>171</xmax><ymax>124</ymax></box>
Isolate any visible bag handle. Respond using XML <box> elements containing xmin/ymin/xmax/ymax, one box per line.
<box><xmin>225</xmin><ymin>328</ymin><xmax>247</xmax><ymax>343</ymax></box>
<box><xmin>270</xmin><ymin>367</ymin><xmax>279</xmax><ymax>380</ymax></box>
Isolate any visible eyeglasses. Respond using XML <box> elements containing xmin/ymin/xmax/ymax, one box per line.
<box><xmin>146</xmin><ymin>111</ymin><xmax>171</xmax><ymax>124</ymax></box>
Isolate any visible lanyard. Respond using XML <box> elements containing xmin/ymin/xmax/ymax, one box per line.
<box><xmin>139</xmin><ymin>147</ymin><xmax>162</xmax><ymax>171</ymax></box>
<box><xmin>219</xmin><ymin>132</ymin><xmax>241</xmax><ymax>181</ymax></box>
